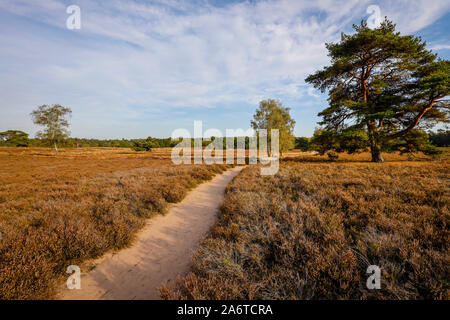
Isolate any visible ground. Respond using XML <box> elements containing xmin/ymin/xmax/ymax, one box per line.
<box><xmin>0</xmin><ymin>147</ymin><xmax>448</xmax><ymax>299</ymax></box>
<box><xmin>0</xmin><ymin>147</ymin><xmax>227</xmax><ymax>299</ymax></box>
<box><xmin>162</xmin><ymin>155</ymin><xmax>449</xmax><ymax>300</ymax></box>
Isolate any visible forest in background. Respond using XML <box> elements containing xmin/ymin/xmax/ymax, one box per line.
<box><xmin>1</xmin><ymin>129</ymin><xmax>449</xmax><ymax>150</ymax></box>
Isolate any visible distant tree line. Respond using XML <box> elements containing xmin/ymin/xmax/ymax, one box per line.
<box><xmin>1</xmin><ymin>129</ymin><xmax>448</xmax><ymax>150</ymax></box>
<box><xmin>293</xmin><ymin>129</ymin><xmax>449</xmax><ymax>153</ymax></box>
<box><xmin>0</xmin><ymin>133</ymin><xmax>179</xmax><ymax>149</ymax></box>
<box><xmin>428</xmin><ymin>129</ymin><xmax>450</xmax><ymax>147</ymax></box>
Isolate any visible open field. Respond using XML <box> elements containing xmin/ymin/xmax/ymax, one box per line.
<box><xmin>0</xmin><ymin>147</ymin><xmax>174</xmax><ymax>159</ymax></box>
<box><xmin>282</xmin><ymin>149</ymin><xmax>449</xmax><ymax>162</ymax></box>
<box><xmin>0</xmin><ymin>147</ymin><xmax>228</xmax><ymax>299</ymax></box>
<box><xmin>1</xmin><ymin>147</ymin><xmax>449</xmax><ymax>300</ymax></box>
<box><xmin>162</xmin><ymin>158</ymin><xmax>449</xmax><ymax>300</ymax></box>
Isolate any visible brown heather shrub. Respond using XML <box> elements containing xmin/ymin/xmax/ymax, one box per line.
<box><xmin>0</xmin><ymin>148</ymin><xmax>228</xmax><ymax>299</ymax></box>
<box><xmin>162</xmin><ymin>160</ymin><xmax>449</xmax><ymax>300</ymax></box>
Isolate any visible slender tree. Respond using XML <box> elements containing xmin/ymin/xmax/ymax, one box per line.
<box><xmin>30</xmin><ymin>104</ymin><xmax>72</xmax><ymax>153</ymax></box>
<box><xmin>251</xmin><ymin>99</ymin><xmax>296</xmax><ymax>156</ymax></box>
<box><xmin>306</xmin><ymin>19</ymin><xmax>449</xmax><ymax>162</ymax></box>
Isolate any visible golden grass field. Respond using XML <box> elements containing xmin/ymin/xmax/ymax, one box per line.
<box><xmin>0</xmin><ymin>147</ymin><xmax>448</xmax><ymax>299</ymax></box>
<box><xmin>0</xmin><ymin>147</ymin><xmax>228</xmax><ymax>299</ymax></box>
<box><xmin>162</xmin><ymin>154</ymin><xmax>450</xmax><ymax>300</ymax></box>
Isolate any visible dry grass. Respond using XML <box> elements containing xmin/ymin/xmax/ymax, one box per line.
<box><xmin>0</xmin><ymin>147</ymin><xmax>228</xmax><ymax>299</ymax></box>
<box><xmin>282</xmin><ymin>149</ymin><xmax>449</xmax><ymax>162</ymax></box>
<box><xmin>0</xmin><ymin>147</ymin><xmax>174</xmax><ymax>159</ymax></box>
<box><xmin>161</xmin><ymin>157</ymin><xmax>449</xmax><ymax>300</ymax></box>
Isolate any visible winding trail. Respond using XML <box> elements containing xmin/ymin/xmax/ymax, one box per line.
<box><xmin>59</xmin><ymin>166</ymin><xmax>244</xmax><ymax>300</ymax></box>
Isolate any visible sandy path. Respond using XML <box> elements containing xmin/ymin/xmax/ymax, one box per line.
<box><xmin>59</xmin><ymin>166</ymin><xmax>244</xmax><ymax>300</ymax></box>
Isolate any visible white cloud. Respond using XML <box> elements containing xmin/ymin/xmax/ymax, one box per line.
<box><xmin>376</xmin><ymin>0</ymin><xmax>450</xmax><ymax>33</ymax></box>
<box><xmin>430</xmin><ymin>44</ymin><xmax>450</xmax><ymax>50</ymax></box>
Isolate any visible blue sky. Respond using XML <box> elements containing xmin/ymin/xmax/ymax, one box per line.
<box><xmin>0</xmin><ymin>0</ymin><xmax>449</xmax><ymax>139</ymax></box>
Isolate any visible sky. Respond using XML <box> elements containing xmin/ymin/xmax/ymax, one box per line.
<box><xmin>0</xmin><ymin>0</ymin><xmax>449</xmax><ymax>139</ymax></box>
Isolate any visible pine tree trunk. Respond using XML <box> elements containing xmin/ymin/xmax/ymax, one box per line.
<box><xmin>368</xmin><ymin>123</ymin><xmax>384</xmax><ymax>163</ymax></box>
<box><xmin>54</xmin><ymin>142</ymin><xmax>58</xmax><ymax>154</ymax></box>
<box><xmin>370</xmin><ymin>144</ymin><xmax>384</xmax><ymax>163</ymax></box>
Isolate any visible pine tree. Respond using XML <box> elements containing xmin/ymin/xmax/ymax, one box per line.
<box><xmin>306</xmin><ymin>19</ymin><xmax>449</xmax><ymax>162</ymax></box>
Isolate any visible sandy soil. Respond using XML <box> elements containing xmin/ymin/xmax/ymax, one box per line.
<box><xmin>58</xmin><ymin>166</ymin><xmax>244</xmax><ymax>300</ymax></box>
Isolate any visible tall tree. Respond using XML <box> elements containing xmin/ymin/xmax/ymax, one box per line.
<box><xmin>306</xmin><ymin>19</ymin><xmax>449</xmax><ymax>162</ymax></box>
<box><xmin>30</xmin><ymin>104</ymin><xmax>72</xmax><ymax>153</ymax></box>
<box><xmin>251</xmin><ymin>99</ymin><xmax>296</xmax><ymax>156</ymax></box>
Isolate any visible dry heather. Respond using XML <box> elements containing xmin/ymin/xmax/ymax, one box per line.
<box><xmin>162</xmin><ymin>159</ymin><xmax>449</xmax><ymax>300</ymax></box>
<box><xmin>0</xmin><ymin>148</ymin><xmax>228</xmax><ymax>299</ymax></box>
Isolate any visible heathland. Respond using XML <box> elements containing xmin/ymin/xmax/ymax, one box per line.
<box><xmin>162</xmin><ymin>152</ymin><xmax>449</xmax><ymax>300</ymax></box>
<box><xmin>1</xmin><ymin>147</ymin><xmax>448</xmax><ymax>300</ymax></box>
<box><xmin>0</xmin><ymin>147</ymin><xmax>227</xmax><ymax>299</ymax></box>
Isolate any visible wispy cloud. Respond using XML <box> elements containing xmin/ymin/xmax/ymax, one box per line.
<box><xmin>430</xmin><ymin>44</ymin><xmax>450</xmax><ymax>50</ymax></box>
